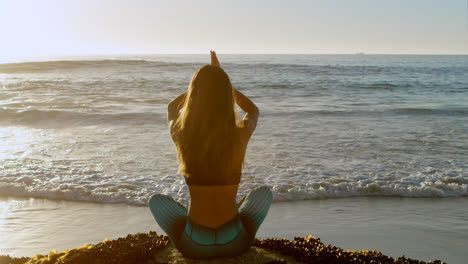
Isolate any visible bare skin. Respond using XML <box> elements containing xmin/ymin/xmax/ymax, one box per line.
<box><xmin>167</xmin><ymin>51</ymin><xmax>259</xmax><ymax>228</ymax></box>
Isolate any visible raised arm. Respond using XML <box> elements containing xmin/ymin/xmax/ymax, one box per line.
<box><xmin>210</xmin><ymin>50</ymin><xmax>220</xmax><ymax>67</ymax></box>
<box><xmin>210</xmin><ymin>50</ymin><xmax>259</xmax><ymax>131</ymax></box>
<box><xmin>167</xmin><ymin>92</ymin><xmax>187</xmax><ymax>126</ymax></box>
<box><xmin>233</xmin><ymin>88</ymin><xmax>259</xmax><ymax>132</ymax></box>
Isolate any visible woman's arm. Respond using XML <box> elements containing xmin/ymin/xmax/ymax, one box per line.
<box><xmin>167</xmin><ymin>92</ymin><xmax>187</xmax><ymax>126</ymax></box>
<box><xmin>234</xmin><ymin>88</ymin><xmax>259</xmax><ymax>132</ymax></box>
<box><xmin>210</xmin><ymin>50</ymin><xmax>259</xmax><ymax>131</ymax></box>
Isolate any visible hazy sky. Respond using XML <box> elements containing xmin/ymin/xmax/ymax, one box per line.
<box><xmin>1</xmin><ymin>0</ymin><xmax>467</xmax><ymax>59</ymax></box>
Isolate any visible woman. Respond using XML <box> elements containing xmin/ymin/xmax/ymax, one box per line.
<box><xmin>148</xmin><ymin>51</ymin><xmax>272</xmax><ymax>258</ymax></box>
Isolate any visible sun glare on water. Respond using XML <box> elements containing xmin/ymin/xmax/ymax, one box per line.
<box><xmin>0</xmin><ymin>127</ymin><xmax>37</xmax><ymax>161</ymax></box>
<box><xmin>0</xmin><ymin>200</ymin><xmax>8</xmax><ymax>219</ymax></box>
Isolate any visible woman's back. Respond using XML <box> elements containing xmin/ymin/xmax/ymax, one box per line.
<box><xmin>170</xmin><ymin>65</ymin><xmax>248</xmax><ymax>186</ymax></box>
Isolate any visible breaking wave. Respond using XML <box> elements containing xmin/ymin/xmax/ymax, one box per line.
<box><xmin>0</xmin><ymin>108</ymin><xmax>164</xmax><ymax>126</ymax></box>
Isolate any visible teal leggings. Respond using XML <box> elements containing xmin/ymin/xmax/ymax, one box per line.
<box><xmin>148</xmin><ymin>186</ymin><xmax>272</xmax><ymax>259</ymax></box>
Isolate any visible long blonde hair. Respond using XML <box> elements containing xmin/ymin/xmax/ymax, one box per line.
<box><xmin>171</xmin><ymin>65</ymin><xmax>243</xmax><ymax>185</ymax></box>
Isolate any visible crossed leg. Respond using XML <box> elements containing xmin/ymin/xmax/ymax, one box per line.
<box><xmin>148</xmin><ymin>186</ymin><xmax>272</xmax><ymax>258</ymax></box>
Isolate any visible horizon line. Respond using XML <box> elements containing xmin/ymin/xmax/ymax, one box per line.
<box><xmin>2</xmin><ymin>52</ymin><xmax>468</xmax><ymax>64</ymax></box>
<box><xmin>33</xmin><ymin>52</ymin><xmax>468</xmax><ymax>56</ymax></box>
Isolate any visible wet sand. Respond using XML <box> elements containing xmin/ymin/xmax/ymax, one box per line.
<box><xmin>1</xmin><ymin>197</ymin><xmax>466</xmax><ymax>263</ymax></box>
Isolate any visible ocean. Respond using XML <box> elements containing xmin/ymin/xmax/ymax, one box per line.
<box><xmin>0</xmin><ymin>55</ymin><xmax>467</xmax><ymax>262</ymax></box>
<box><xmin>1</xmin><ymin>54</ymin><xmax>466</xmax><ymax>205</ymax></box>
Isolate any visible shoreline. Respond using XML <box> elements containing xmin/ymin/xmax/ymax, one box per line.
<box><xmin>2</xmin><ymin>197</ymin><xmax>467</xmax><ymax>263</ymax></box>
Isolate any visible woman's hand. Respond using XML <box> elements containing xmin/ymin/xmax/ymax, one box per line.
<box><xmin>210</xmin><ymin>50</ymin><xmax>220</xmax><ymax>67</ymax></box>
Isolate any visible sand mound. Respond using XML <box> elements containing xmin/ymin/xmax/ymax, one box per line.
<box><xmin>2</xmin><ymin>233</ymin><xmax>444</xmax><ymax>264</ymax></box>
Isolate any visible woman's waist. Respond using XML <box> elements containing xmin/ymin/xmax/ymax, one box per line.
<box><xmin>184</xmin><ymin>171</ymin><xmax>241</xmax><ymax>186</ymax></box>
<box><xmin>188</xmin><ymin>184</ymin><xmax>239</xmax><ymax>204</ymax></box>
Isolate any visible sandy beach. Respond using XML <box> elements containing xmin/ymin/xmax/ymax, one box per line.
<box><xmin>1</xmin><ymin>197</ymin><xmax>465</xmax><ymax>263</ymax></box>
